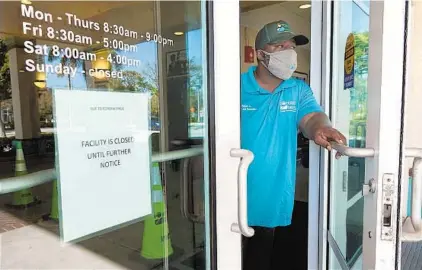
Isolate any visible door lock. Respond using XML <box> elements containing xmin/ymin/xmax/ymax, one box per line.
<box><xmin>362</xmin><ymin>178</ymin><xmax>376</xmax><ymax>196</ymax></box>
<box><xmin>381</xmin><ymin>173</ymin><xmax>395</xmax><ymax>241</ymax></box>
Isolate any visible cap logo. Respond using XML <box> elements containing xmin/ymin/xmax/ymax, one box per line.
<box><xmin>276</xmin><ymin>23</ymin><xmax>290</xmax><ymax>33</ymax></box>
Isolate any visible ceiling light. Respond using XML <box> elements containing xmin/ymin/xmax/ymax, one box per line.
<box><xmin>299</xmin><ymin>4</ymin><xmax>311</xmax><ymax>9</ymax></box>
<box><xmin>174</xmin><ymin>31</ymin><xmax>184</xmax><ymax>36</ymax></box>
<box><xmin>34</xmin><ymin>71</ymin><xmax>46</xmax><ymax>89</ymax></box>
<box><xmin>34</xmin><ymin>80</ymin><xmax>46</xmax><ymax>89</ymax></box>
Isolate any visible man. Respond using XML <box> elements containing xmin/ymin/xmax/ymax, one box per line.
<box><xmin>241</xmin><ymin>20</ymin><xmax>346</xmax><ymax>270</ymax></box>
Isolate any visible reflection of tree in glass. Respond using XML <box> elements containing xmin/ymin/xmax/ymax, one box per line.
<box><xmin>108</xmin><ymin>68</ymin><xmax>159</xmax><ymax>118</ymax></box>
<box><xmin>48</xmin><ymin>48</ymin><xmax>83</xmax><ymax>90</ymax></box>
<box><xmin>108</xmin><ymin>70</ymin><xmax>151</xmax><ymax>92</ymax></box>
<box><xmin>47</xmin><ymin>48</ymin><xmax>122</xmax><ymax>90</ymax></box>
<box><xmin>0</xmin><ymin>39</ymin><xmax>11</xmax><ymax>137</ymax></box>
<box><xmin>38</xmin><ymin>91</ymin><xmax>52</xmax><ymax>119</ymax></box>
<box><xmin>106</xmin><ymin>54</ymin><xmax>203</xmax><ymax>123</ymax></box>
<box><xmin>187</xmin><ymin>57</ymin><xmax>203</xmax><ymax>123</ymax></box>
<box><xmin>353</xmin><ymin>32</ymin><xmax>369</xmax><ymax>75</ymax></box>
<box><xmin>142</xmin><ymin>62</ymin><xmax>159</xmax><ymax>118</ymax></box>
<box><xmin>349</xmin><ymin>32</ymin><xmax>369</xmax><ymax>144</ymax></box>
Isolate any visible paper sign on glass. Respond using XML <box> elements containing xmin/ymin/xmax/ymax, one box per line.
<box><xmin>53</xmin><ymin>90</ymin><xmax>152</xmax><ymax>243</ymax></box>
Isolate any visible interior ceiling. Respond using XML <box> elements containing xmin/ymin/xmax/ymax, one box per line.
<box><xmin>240</xmin><ymin>1</ymin><xmax>285</xmax><ymax>12</ymax></box>
<box><xmin>240</xmin><ymin>0</ymin><xmax>311</xmax><ymax>20</ymax></box>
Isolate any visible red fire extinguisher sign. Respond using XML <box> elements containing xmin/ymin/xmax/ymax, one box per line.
<box><xmin>244</xmin><ymin>46</ymin><xmax>255</xmax><ymax>63</ymax></box>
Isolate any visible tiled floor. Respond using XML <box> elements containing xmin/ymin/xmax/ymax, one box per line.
<box><xmin>0</xmin><ymin>184</ymin><xmax>51</xmax><ymax>234</ymax></box>
<box><xmin>0</xmin><ymin>211</ymin><xmax>31</xmax><ymax>233</ymax></box>
<box><xmin>0</xmin><ymin>153</ymin><xmax>56</xmax><ymax>234</ymax></box>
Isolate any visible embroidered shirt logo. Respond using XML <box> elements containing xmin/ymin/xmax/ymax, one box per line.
<box><xmin>280</xmin><ymin>101</ymin><xmax>296</xmax><ymax>112</ymax></box>
<box><xmin>242</xmin><ymin>104</ymin><xmax>257</xmax><ymax>111</ymax></box>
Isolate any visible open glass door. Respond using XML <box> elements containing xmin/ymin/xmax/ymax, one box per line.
<box><xmin>321</xmin><ymin>0</ymin><xmax>408</xmax><ymax>269</ymax></box>
<box><xmin>0</xmin><ymin>1</ymin><xmax>242</xmax><ymax>269</ymax></box>
<box><xmin>212</xmin><ymin>0</ymin><xmax>245</xmax><ymax>269</ymax></box>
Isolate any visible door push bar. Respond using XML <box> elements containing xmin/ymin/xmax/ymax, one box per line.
<box><xmin>331</xmin><ymin>143</ymin><xmax>422</xmax><ymax>241</ymax></box>
<box><xmin>180</xmin><ymin>157</ymin><xmax>205</xmax><ymax>224</ymax></box>
<box><xmin>330</xmin><ymin>142</ymin><xmax>375</xmax><ymax>158</ymax></box>
<box><xmin>230</xmin><ymin>148</ymin><xmax>255</xmax><ymax>237</ymax></box>
<box><xmin>179</xmin><ymin>147</ymin><xmax>256</xmax><ymax>236</ymax></box>
<box><xmin>170</xmin><ymin>139</ymin><xmax>205</xmax><ymax>224</ymax></box>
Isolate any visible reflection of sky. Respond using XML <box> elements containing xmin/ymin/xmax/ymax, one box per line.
<box><xmin>186</xmin><ymin>29</ymin><xmax>202</xmax><ymax>65</ymax></box>
<box><xmin>46</xmin><ymin>29</ymin><xmax>202</xmax><ymax>90</ymax></box>
<box><xmin>359</xmin><ymin>0</ymin><xmax>370</xmax><ymax>10</ymax></box>
<box><xmin>352</xmin><ymin>1</ymin><xmax>369</xmax><ymax>33</ymax></box>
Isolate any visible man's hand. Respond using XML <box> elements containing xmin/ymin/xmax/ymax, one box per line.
<box><xmin>299</xmin><ymin>112</ymin><xmax>347</xmax><ymax>159</ymax></box>
<box><xmin>313</xmin><ymin>126</ymin><xmax>347</xmax><ymax>159</ymax></box>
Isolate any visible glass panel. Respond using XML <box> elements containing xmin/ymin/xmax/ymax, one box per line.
<box><xmin>0</xmin><ymin>1</ymin><xmax>210</xmax><ymax>269</ymax></box>
<box><xmin>186</xmin><ymin>30</ymin><xmax>204</xmax><ymax>139</ymax></box>
<box><xmin>329</xmin><ymin>1</ymin><xmax>370</xmax><ymax>269</ymax></box>
<box><xmin>329</xmin><ymin>243</ymin><xmax>345</xmax><ymax>270</ymax></box>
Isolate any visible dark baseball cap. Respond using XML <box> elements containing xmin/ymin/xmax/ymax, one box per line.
<box><xmin>255</xmin><ymin>20</ymin><xmax>309</xmax><ymax>50</ymax></box>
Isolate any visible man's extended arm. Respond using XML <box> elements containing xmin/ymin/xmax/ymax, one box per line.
<box><xmin>299</xmin><ymin>112</ymin><xmax>346</xmax><ymax>156</ymax></box>
<box><xmin>299</xmin><ymin>112</ymin><xmax>331</xmax><ymax>140</ymax></box>
<box><xmin>296</xmin><ymin>82</ymin><xmax>347</xmax><ymax>155</ymax></box>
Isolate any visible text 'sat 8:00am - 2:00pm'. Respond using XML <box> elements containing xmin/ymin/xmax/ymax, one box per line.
<box><xmin>19</xmin><ymin>3</ymin><xmax>174</xmax><ymax>78</ymax></box>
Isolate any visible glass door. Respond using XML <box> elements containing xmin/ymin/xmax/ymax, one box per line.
<box><xmin>212</xmin><ymin>0</ymin><xmax>244</xmax><ymax>269</ymax></box>
<box><xmin>0</xmin><ymin>1</ymin><xmax>242</xmax><ymax>269</ymax></box>
<box><xmin>322</xmin><ymin>0</ymin><xmax>408</xmax><ymax>269</ymax></box>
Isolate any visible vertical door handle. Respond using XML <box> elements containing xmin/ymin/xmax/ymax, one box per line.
<box><xmin>180</xmin><ymin>157</ymin><xmax>191</xmax><ymax>220</ymax></box>
<box><xmin>230</xmin><ymin>148</ymin><xmax>255</xmax><ymax>237</ymax></box>
<box><xmin>404</xmin><ymin>148</ymin><xmax>422</xmax><ymax>236</ymax></box>
<box><xmin>180</xmin><ymin>157</ymin><xmax>204</xmax><ymax>223</ymax></box>
<box><xmin>410</xmin><ymin>157</ymin><xmax>422</xmax><ymax>232</ymax></box>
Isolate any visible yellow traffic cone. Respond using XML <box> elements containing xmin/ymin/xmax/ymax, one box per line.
<box><xmin>42</xmin><ymin>180</ymin><xmax>59</xmax><ymax>221</ymax></box>
<box><xmin>6</xmin><ymin>140</ymin><xmax>39</xmax><ymax>209</ymax></box>
<box><xmin>141</xmin><ymin>162</ymin><xmax>174</xmax><ymax>259</ymax></box>
<box><xmin>49</xmin><ymin>180</ymin><xmax>59</xmax><ymax>220</ymax></box>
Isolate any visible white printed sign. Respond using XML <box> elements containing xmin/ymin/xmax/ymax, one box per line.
<box><xmin>53</xmin><ymin>90</ymin><xmax>152</xmax><ymax>243</ymax></box>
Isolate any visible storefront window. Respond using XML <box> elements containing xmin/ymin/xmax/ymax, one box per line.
<box><xmin>0</xmin><ymin>1</ymin><xmax>210</xmax><ymax>269</ymax></box>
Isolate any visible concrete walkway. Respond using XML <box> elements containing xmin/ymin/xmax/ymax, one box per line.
<box><xmin>0</xmin><ymin>210</ymin><xmax>194</xmax><ymax>270</ymax></box>
<box><xmin>1</xmin><ymin>223</ymin><xmax>137</xmax><ymax>269</ymax></box>
<box><xmin>0</xmin><ymin>163</ymin><xmax>204</xmax><ymax>270</ymax></box>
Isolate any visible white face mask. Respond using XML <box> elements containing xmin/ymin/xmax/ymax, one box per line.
<box><xmin>261</xmin><ymin>49</ymin><xmax>297</xmax><ymax>80</ymax></box>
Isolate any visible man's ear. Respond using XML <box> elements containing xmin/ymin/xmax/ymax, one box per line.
<box><xmin>256</xmin><ymin>49</ymin><xmax>265</xmax><ymax>61</ymax></box>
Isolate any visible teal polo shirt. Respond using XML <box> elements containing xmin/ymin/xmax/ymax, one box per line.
<box><xmin>241</xmin><ymin>66</ymin><xmax>322</xmax><ymax>227</ymax></box>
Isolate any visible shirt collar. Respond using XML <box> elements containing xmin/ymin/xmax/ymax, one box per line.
<box><xmin>247</xmin><ymin>66</ymin><xmax>296</xmax><ymax>94</ymax></box>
